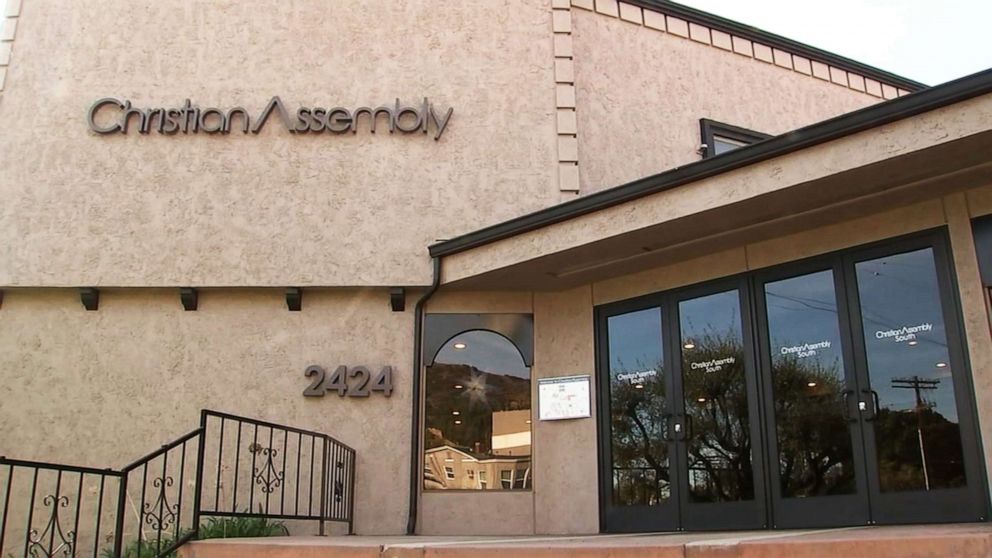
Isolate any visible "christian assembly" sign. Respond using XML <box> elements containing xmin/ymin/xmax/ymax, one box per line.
<box><xmin>87</xmin><ymin>97</ymin><xmax>454</xmax><ymax>140</ymax></box>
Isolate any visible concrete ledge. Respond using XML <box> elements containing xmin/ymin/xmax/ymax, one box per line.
<box><xmin>179</xmin><ymin>524</ymin><xmax>992</xmax><ymax>558</ymax></box>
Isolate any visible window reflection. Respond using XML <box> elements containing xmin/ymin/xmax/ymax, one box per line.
<box><xmin>424</xmin><ymin>330</ymin><xmax>532</xmax><ymax>491</ymax></box>
<box><xmin>855</xmin><ymin>248</ymin><xmax>966</xmax><ymax>492</ymax></box>
<box><xmin>713</xmin><ymin>135</ymin><xmax>748</xmax><ymax>155</ymax></box>
<box><xmin>607</xmin><ymin>308</ymin><xmax>669</xmax><ymax>506</ymax></box>
<box><xmin>764</xmin><ymin>270</ymin><xmax>856</xmax><ymax>498</ymax></box>
<box><xmin>679</xmin><ymin>290</ymin><xmax>754</xmax><ymax>503</ymax></box>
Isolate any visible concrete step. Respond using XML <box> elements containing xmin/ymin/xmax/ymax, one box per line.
<box><xmin>178</xmin><ymin>524</ymin><xmax>992</xmax><ymax>558</ymax></box>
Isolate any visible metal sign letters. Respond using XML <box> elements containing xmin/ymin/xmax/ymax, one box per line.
<box><xmin>303</xmin><ymin>365</ymin><xmax>394</xmax><ymax>398</ymax></box>
<box><xmin>87</xmin><ymin>97</ymin><xmax>454</xmax><ymax>140</ymax></box>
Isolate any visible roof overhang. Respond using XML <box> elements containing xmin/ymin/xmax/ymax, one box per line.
<box><xmin>430</xmin><ymin>69</ymin><xmax>992</xmax><ymax>290</ymax></box>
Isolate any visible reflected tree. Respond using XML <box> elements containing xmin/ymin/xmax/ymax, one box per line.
<box><xmin>609</xmin><ymin>363</ymin><xmax>670</xmax><ymax>506</ymax></box>
<box><xmin>681</xmin><ymin>332</ymin><xmax>753</xmax><ymax>502</ymax></box>
<box><xmin>770</xmin><ymin>353</ymin><xmax>854</xmax><ymax>497</ymax></box>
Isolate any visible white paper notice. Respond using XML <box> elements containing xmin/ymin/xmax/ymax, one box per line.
<box><xmin>538</xmin><ymin>375</ymin><xmax>591</xmax><ymax>421</ymax></box>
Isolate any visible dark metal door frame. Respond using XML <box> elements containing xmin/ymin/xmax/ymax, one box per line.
<box><xmin>595</xmin><ymin>227</ymin><xmax>989</xmax><ymax>532</ymax></box>
<box><xmin>752</xmin><ymin>256</ymin><xmax>871</xmax><ymax>528</ymax></box>
<box><xmin>667</xmin><ymin>277</ymin><xmax>768</xmax><ymax>531</ymax></box>
<box><xmin>596</xmin><ymin>295</ymin><xmax>681</xmax><ymax>533</ymax></box>
<box><xmin>841</xmin><ymin>230</ymin><xmax>988</xmax><ymax>524</ymax></box>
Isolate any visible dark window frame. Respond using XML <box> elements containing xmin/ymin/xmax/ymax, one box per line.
<box><xmin>699</xmin><ymin>119</ymin><xmax>772</xmax><ymax>158</ymax></box>
<box><xmin>421</xmin><ymin>318</ymin><xmax>535</xmax><ymax>494</ymax></box>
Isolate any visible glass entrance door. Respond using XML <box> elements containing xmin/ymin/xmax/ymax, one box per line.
<box><xmin>755</xmin><ymin>263</ymin><xmax>870</xmax><ymax>527</ymax></box>
<box><xmin>597</xmin><ymin>229</ymin><xmax>987</xmax><ymax>532</ymax></box>
<box><xmin>597</xmin><ymin>281</ymin><xmax>766</xmax><ymax>532</ymax></box>
<box><xmin>846</xmin><ymin>240</ymin><xmax>987</xmax><ymax>523</ymax></box>
<box><xmin>599</xmin><ymin>303</ymin><xmax>679</xmax><ymax>532</ymax></box>
<box><xmin>673</xmin><ymin>282</ymin><xmax>766</xmax><ymax>530</ymax></box>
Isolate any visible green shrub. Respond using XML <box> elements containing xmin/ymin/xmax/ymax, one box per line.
<box><xmin>102</xmin><ymin>515</ymin><xmax>288</xmax><ymax>557</ymax></box>
<box><xmin>197</xmin><ymin>515</ymin><xmax>289</xmax><ymax>539</ymax></box>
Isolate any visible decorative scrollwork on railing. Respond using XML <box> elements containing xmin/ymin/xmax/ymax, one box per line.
<box><xmin>26</xmin><ymin>495</ymin><xmax>75</xmax><ymax>558</ymax></box>
<box><xmin>142</xmin><ymin>476</ymin><xmax>179</xmax><ymax>532</ymax></box>
<box><xmin>250</xmin><ymin>443</ymin><xmax>285</xmax><ymax>494</ymax></box>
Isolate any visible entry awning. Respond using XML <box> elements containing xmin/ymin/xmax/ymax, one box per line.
<box><xmin>430</xmin><ymin>69</ymin><xmax>992</xmax><ymax>290</ymax></box>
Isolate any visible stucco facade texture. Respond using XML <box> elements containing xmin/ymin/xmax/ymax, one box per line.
<box><xmin>571</xmin><ymin>7</ymin><xmax>880</xmax><ymax>192</ymax></box>
<box><xmin>0</xmin><ymin>0</ymin><xmax>559</xmax><ymax>287</ymax></box>
<box><xmin>1</xmin><ymin>0</ymin><xmax>986</xmax><ymax>541</ymax></box>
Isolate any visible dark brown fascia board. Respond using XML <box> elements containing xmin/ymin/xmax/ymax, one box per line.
<box><xmin>624</xmin><ymin>0</ymin><xmax>927</xmax><ymax>91</ymax></box>
<box><xmin>429</xmin><ymin>68</ymin><xmax>992</xmax><ymax>259</ymax></box>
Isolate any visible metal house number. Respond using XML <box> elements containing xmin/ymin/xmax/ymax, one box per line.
<box><xmin>303</xmin><ymin>365</ymin><xmax>394</xmax><ymax>398</ymax></box>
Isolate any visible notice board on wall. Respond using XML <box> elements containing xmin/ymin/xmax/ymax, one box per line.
<box><xmin>538</xmin><ymin>375</ymin><xmax>591</xmax><ymax>421</ymax></box>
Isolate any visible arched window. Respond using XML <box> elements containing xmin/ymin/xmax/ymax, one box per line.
<box><xmin>423</xmin><ymin>330</ymin><xmax>532</xmax><ymax>491</ymax></box>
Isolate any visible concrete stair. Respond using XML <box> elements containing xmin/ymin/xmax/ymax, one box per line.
<box><xmin>179</xmin><ymin>523</ymin><xmax>992</xmax><ymax>558</ymax></box>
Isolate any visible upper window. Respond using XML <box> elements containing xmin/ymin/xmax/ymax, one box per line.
<box><xmin>699</xmin><ymin>119</ymin><xmax>771</xmax><ymax>158</ymax></box>
<box><xmin>423</xmin><ymin>329</ymin><xmax>532</xmax><ymax>491</ymax></box>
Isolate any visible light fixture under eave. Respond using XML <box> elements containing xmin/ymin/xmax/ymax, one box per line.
<box><xmin>697</xmin><ymin>397</ymin><xmax>707</xmax><ymax>403</ymax></box>
<box><xmin>454</xmin><ymin>420</ymin><xmax>462</xmax><ymax>425</ymax></box>
<box><xmin>453</xmin><ymin>342</ymin><xmax>467</xmax><ymax>350</ymax></box>
<box><xmin>452</xmin><ymin>411</ymin><xmax>460</xmax><ymax>416</ymax></box>
<box><xmin>683</xmin><ymin>341</ymin><xmax>696</xmax><ymax>350</ymax></box>
<box><xmin>454</xmin><ymin>384</ymin><xmax>464</xmax><ymax>389</ymax></box>
<box><xmin>634</xmin><ymin>384</ymin><xmax>644</xmax><ymax>389</ymax></box>
<box><xmin>807</xmin><ymin>382</ymin><xmax>817</xmax><ymax>388</ymax></box>
<box><xmin>908</xmin><ymin>340</ymin><xmax>919</xmax><ymax>346</ymax></box>
<box><xmin>936</xmin><ymin>362</ymin><xmax>948</xmax><ymax>368</ymax></box>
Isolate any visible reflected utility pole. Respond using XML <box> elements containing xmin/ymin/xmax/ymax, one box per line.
<box><xmin>892</xmin><ymin>376</ymin><xmax>940</xmax><ymax>490</ymax></box>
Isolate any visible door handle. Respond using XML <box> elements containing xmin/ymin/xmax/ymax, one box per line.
<box><xmin>678</xmin><ymin>414</ymin><xmax>692</xmax><ymax>441</ymax></box>
<box><xmin>661</xmin><ymin>413</ymin><xmax>675</xmax><ymax>441</ymax></box>
<box><xmin>861</xmin><ymin>389</ymin><xmax>880</xmax><ymax>421</ymax></box>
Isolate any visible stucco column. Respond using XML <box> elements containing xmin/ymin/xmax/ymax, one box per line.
<box><xmin>943</xmin><ymin>192</ymin><xmax>992</xmax><ymax>496</ymax></box>
<box><xmin>533</xmin><ymin>285</ymin><xmax>599</xmax><ymax>534</ymax></box>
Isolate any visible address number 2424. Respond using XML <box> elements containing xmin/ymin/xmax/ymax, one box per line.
<box><xmin>303</xmin><ymin>365</ymin><xmax>394</xmax><ymax>398</ymax></box>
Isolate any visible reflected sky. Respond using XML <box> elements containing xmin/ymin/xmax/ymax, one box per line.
<box><xmin>608</xmin><ymin>308</ymin><xmax>663</xmax><ymax>373</ymax></box>
<box><xmin>855</xmin><ymin>248</ymin><xmax>957</xmax><ymax>421</ymax></box>
<box><xmin>766</xmin><ymin>269</ymin><xmax>845</xmax><ymax>375</ymax></box>
<box><xmin>435</xmin><ymin>330</ymin><xmax>530</xmax><ymax>379</ymax></box>
<box><xmin>680</xmin><ymin>290</ymin><xmax>742</xmax><ymax>347</ymax></box>
<box><xmin>764</xmin><ymin>269</ymin><xmax>856</xmax><ymax>498</ymax></box>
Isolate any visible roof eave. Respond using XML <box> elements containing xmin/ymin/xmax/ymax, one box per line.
<box><xmin>626</xmin><ymin>0</ymin><xmax>927</xmax><ymax>91</ymax></box>
<box><xmin>429</xmin><ymin>68</ymin><xmax>992</xmax><ymax>259</ymax></box>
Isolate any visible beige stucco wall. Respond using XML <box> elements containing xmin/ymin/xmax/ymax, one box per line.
<box><xmin>0</xmin><ymin>287</ymin><xmax>413</xmax><ymax>535</ymax></box>
<box><xmin>2</xmin><ymin>0</ymin><xmax>987</xmax><ymax>543</ymax></box>
<box><xmin>4</xmin><ymin>187</ymin><xmax>992</xmax><ymax>540</ymax></box>
<box><xmin>532</xmin><ymin>285</ymin><xmax>598</xmax><ymax>534</ymax></box>
<box><xmin>570</xmin><ymin>8</ymin><xmax>881</xmax><ymax>192</ymax></box>
<box><xmin>0</xmin><ymin>0</ymin><xmax>559</xmax><ymax>288</ymax></box>
<box><xmin>0</xmin><ymin>0</ymin><xmax>914</xmax><ymax>289</ymax></box>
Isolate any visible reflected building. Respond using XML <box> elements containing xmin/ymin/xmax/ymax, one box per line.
<box><xmin>424</xmin><ymin>331</ymin><xmax>533</xmax><ymax>491</ymax></box>
<box><xmin>424</xmin><ymin>410</ymin><xmax>532</xmax><ymax>491</ymax></box>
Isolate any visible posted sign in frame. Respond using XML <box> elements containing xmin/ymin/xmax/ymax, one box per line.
<box><xmin>538</xmin><ymin>375</ymin><xmax>592</xmax><ymax>421</ymax></box>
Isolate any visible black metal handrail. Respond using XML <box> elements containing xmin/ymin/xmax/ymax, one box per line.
<box><xmin>0</xmin><ymin>409</ymin><xmax>356</xmax><ymax>558</ymax></box>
